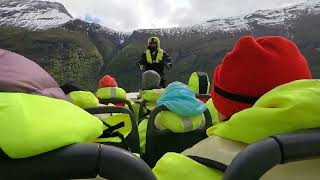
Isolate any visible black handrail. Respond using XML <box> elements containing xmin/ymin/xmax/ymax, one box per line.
<box><xmin>0</xmin><ymin>144</ymin><xmax>155</xmax><ymax>180</ymax></box>
<box><xmin>224</xmin><ymin>128</ymin><xmax>320</xmax><ymax>180</ymax></box>
<box><xmin>99</xmin><ymin>98</ymin><xmax>134</xmax><ymax>114</ymax></box>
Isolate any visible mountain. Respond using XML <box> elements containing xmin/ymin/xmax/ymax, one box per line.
<box><xmin>0</xmin><ymin>0</ymin><xmax>104</xmax><ymax>90</ymax></box>
<box><xmin>0</xmin><ymin>0</ymin><xmax>72</xmax><ymax>30</ymax></box>
<box><xmin>107</xmin><ymin>0</ymin><xmax>320</xmax><ymax>91</ymax></box>
<box><xmin>136</xmin><ymin>0</ymin><xmax>320</xmax><ymax>36</ymax></box>
<box><xmin>0</xmin><ymin>0</ymin><xmax>319</xmax><ymax>91</ymax></box>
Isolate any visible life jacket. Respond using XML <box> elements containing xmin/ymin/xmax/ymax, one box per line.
<box><xmin>132</xmin><ymin>89</ymin><xmax>165</xmax><ymax>122</ymax></box>
<box><xmin>95</xmin><ymin>87</ymin><xmax>135</xmax><ymax>146</ymax></box>
<box><xmin>96</xmin><ymin>87</ymin><xmax>127</xmax><ymax>107</ymax></box>
<box><xmin>0</xmin><ymin>92</ymin><xmax>103</xmax><ymax>159</ymax></box>
<box><xmin>155</xmin><ymin>111</ymin><xmax>205</xmax><ymax>133</ymax></box>
<box><xmin>138</xmin><ymin>112</ymin><xmax>205</xmax><ymax>154</ymax></box>
<box><xmin>139</xmin><ymin>82</ymin><xmax>208</xmax><ymax>153</ymax></box>
<box><xmin>146</xmin><ymin>37</ymin><xmax>164</xmax><ymax>64</ymax></box>
<box><xmin>95</xmin><ymin>113</ymin><xmax>132</xmax><ymax>144</ymax></box>
<box><xmin>139</xmin><ymin>88</ymin><xmax>165</xmax><ymax>111</ymax></box>
<box><xmin>68</xmin><ymin>91</ymin><xmax>99</xmax><ymax>108</ymax></box>
<box><xmin>153</xmin><ymin>80</ymin><xmax>320</xmax><ymax>180</ymax></box>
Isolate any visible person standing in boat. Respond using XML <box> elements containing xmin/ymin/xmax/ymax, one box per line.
<box><xmin>137</xmin><ymin>37</ymin><xmax>172</xmax><ymax>88</ymax></box>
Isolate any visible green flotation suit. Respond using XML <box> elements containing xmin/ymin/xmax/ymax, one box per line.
<box><xmin>0</xmin><ymin>93</ymin><xmax>103</xmax><ymax>159</ymax></box>
<box><xmin>96</xmin><ymin>87</ymin><xmax>127</xmax><ymax>99</ymax></box>
<box><xmin>69</xmin><ymin>91</ymin><xmax>99</xmax><ymax>108</ymax></box>
<box><xmin>139</xmin><ymin>112</ymin><xmax>205</xmax><ymax>153</ymax></box>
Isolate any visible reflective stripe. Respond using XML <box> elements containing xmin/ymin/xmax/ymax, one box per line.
<box><xmin>110</xmin><ymin>88</ymin><xmax>117</xmax><ymax>98</ymax></box>
<box><xmin>146</xmin><ymin>49</ymin><xmax>152</xmax><ymax>64</ymax></box>
<box><xmin>182</xmin><ymin>117</ymin><xmax>193</xmax><ymax>132</ymax></box>
<box><xmin>146</xmin><ymin>49</ymin><xmax>164</xmax><ymax>64</ymax></box>
<box><xmin>156</xmin><ymin>49</ymin><xmax>164</xmax><ymax>63</ymax></box>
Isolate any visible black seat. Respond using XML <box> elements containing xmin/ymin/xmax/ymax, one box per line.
<box><xmin>84</xmin><ymin>106</ymin><xmax>140</xmax><ymax>153</ymax></box>
<box><xmin>138</xmin><ymin>99</ymin><xmax>153</xmax><ymax>123</ymax></box>
<box><xmin>100</xmin><ymin>98</ymin><xmax>134</xmax><ymax>114</ymax></box>
<box><xmin>196</xmin><ymin>72</ymin><xmax>210</xmax><ymax>94</ymax></box>
<box><xmin>223</xmin><ymin>128</ymin><xmax>320</xmax><ymax>180</ymax></box>
<box><xmin>145</xmin><ymin>105</ymin><xmax>212</xmax><ymax>167</ymax></box>
<box><xmin>0</xmin><ymin>144</ymin><xmax>155</xmax><ymax>180</ymax></box>
<box><xmin>194</xmin><ymin>72</ymin><xmax>211</xmax><ymax>102</ymax></box>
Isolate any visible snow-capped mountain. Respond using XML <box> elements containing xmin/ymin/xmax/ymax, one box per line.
<box><xmin>0</xmin><ymin>0</ymin><xmax>72</xmax><ymax>30</ymax></box>
<box><xmin>62</xmin><ymin>19</ymin><xmax>130</xmax><ymax>45</ymax></box>
<box><xmin>1</xmin><ymin>0</ymin><xmax>319</xmax><ymax>38</ymax></box>
<box><xmin>2</xmin><ymin>0</ymin><xmax>320</xmax><ymax>36</ymax></box>
<box><xmin>0</xmin><ymin>0</ymin><xmax>130</xmax><ymax>44</ymax></box>
<box><xmin>136</xmin><ymin>0</ymin><xmax>320</xmax><ymax>36</ymax></box>
<box><xmin>0</xmin><ymin>0</ymin><xmax>319</xmax><ymax>91</ymax></box>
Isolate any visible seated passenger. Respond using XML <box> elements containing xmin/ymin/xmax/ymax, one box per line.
<box><xmin>60</xmin><ymin>83</ymin><xmax>99</xmax><ymax>109</ymax></box>
<box><xmin>134</xmin><ymin>70</ymin><xmax>165</xmax><ymax>121</ymax></box>
<box><xmin>95</xmin><ymin>76</ymin><xmax>136</xmax><ymax>150</ymax></box>
<box><xmin>60</xmin><ymin>82</ymin><xmax>135</xmax><ymax>151</ymax></box>
<box><xmin>153</xmin><ymin>36</ymin><xmax>320</xmax><ymax>180</ymax></box>
<box><xmin>0</xmin><ymin>48</ymin><xmax>67</xmax><ymax>100</ymax></box>
<box><xmin>0</xmin><ymin>49</ymin><xmax>134</xmax><ymax>156</ymax></box>
<box><xmin>138</xmin><ymin>81</ymin><xmax>207</xmax><ymax>154</ymax></box>
<box><xmin>96</xmin><ymin>75</ymin><xmax>127</xmax><ymax>107</ymax></box>
<box><xmin>0</xmin><ymin>49</ymin><xmax>103</xmax><ymax>159</ymax></box>
<box><xmin>142</xmin><ymin>70</ymin><xmax>162</xmax><ymax>90</ymax></box>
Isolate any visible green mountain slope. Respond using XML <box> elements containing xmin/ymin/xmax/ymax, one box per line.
<box><xmin>106</xmin><ymin>14</ymin><xmax>320</xmax><ymax>91</ymax></box>
<box><xmin>0</xmin><ymin>1</ymin><xmax>319</xmax><ymax>92</ymax></box>
<box><xmin>0</xmin><ymin>27</ymin><xmax>103</xmax><ymax>91</ymax></box>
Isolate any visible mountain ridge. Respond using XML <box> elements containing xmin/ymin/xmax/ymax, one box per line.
<box><xmin>0</xmin><ymin>0</ymin><xmax>319</xmax><ymax>91</ymax></box>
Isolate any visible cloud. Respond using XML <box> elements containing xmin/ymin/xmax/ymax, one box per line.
<box><xmin>43</xmin><ymin>0</ymin><xmax>306</xmax><ymax>31</ymax></box>
<box><xmin>83</xmin><ymin>15</ymin><xmax>101</xmax><ymax>24</ymax></box>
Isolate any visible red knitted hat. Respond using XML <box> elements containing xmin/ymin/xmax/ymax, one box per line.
<box><xmin>99</xmin><ymin>75</ymin><xmax>118</xmax><ymax>88</ymax></box>
<box><xmin>211</xmin><ymin>36</ymin><xmax>312</xmax><ymax>117</ymax></box>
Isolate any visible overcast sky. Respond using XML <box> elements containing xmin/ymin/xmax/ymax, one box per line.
<box><xmin>45</xmin><ymin>0</ymin><xmax>306</xmax><ymax>32</ymax></box>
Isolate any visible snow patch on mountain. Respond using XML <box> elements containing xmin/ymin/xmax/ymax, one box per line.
<box><xmin>0</xmin><ymin>0</ymin><xmax>72</xmax><ymax>30</ymax></box>
<box><xmin>1</xmin><ymin>0</ymin><xmax>319</xmax><ymax>38</ymax></box>
<box><xmin>136</xmin><ymin>0</ymin><xmax>320</xmax><ymax>36</ymax></box>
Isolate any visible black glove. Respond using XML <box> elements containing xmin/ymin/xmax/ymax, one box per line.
<box><xmin>136</xmin><ymin>62</ymin><xmax>144</xmax><ymax>70</ymax></box>
<box><xmin>165</xmin><ymin>62</ymin><xmax>172</xmax><ymax>70</ymax></box>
